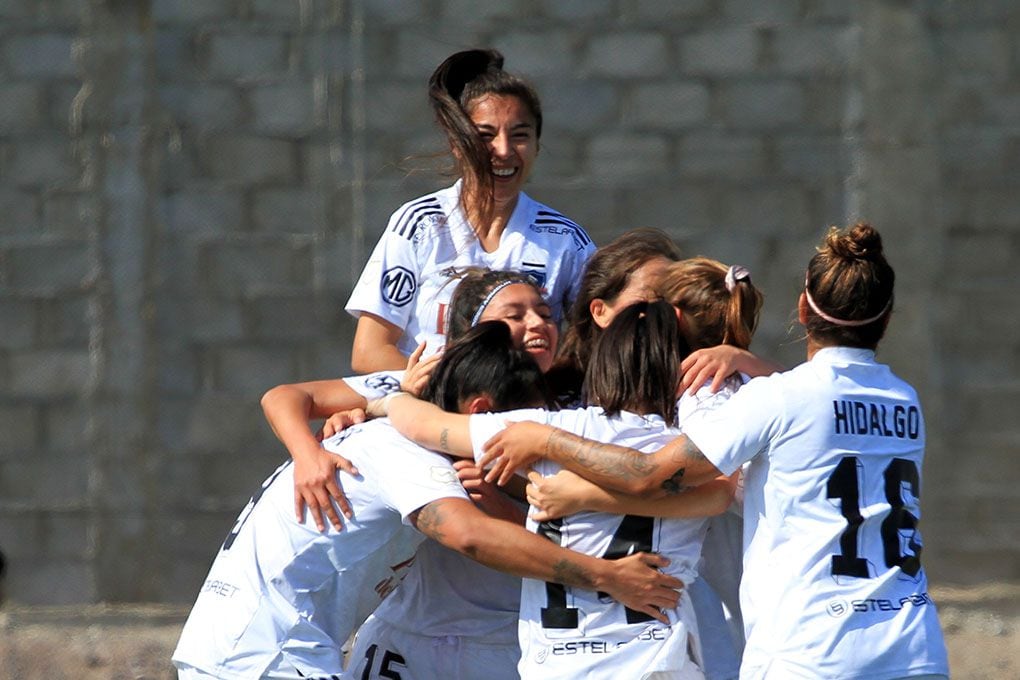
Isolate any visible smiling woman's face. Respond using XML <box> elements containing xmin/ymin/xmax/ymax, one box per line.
<box><xmin>478</xmin><ymin>283</ymin><xmax>557</xmax><ymax>373</ymax></box>
<box><xmin>467</xmin><ymin>94</ymin><xmax>539</xmax><ymax>209</ymax></box>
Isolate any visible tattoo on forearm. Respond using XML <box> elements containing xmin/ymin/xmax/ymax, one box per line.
<box><xmin>439</xmin><ymin>428</ymin><xmax>450</xmax><ymax>453</ymax></box>
<box><xmin>547</xmin><ymin>429</ymin><xmax>659</xmax><ymax>483</ymax></box>
<box><xmin>414</xmin><ymin>502</ymin><xmax>446</xmax><ymax>543</ymax></box>
<box><xmin>661</xmin><ymin>438</ymin><xmax>709</xmax><ymax>495</ymax></box>
<box><xmin>552</xmin><ymin>558</ymin><xmax>596</xmax><ymax>590</ymax></box>
<box><xmin>661</xmin><ymin>468</ymin><xmax>688</xmax><ymax>495</ymax></box>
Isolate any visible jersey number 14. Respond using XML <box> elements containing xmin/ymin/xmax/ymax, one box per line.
<box><xmin>538</xmin><ymin>514</ymin><xmax>656</xmax><ymax>628</ymax></box>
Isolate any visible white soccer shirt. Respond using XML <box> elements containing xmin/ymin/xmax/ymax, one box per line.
<box><xmin>345</xmin><ymin>181</ymin><xmax>595</xmax><ymax>356</ymax></box>
<box><xmin>343</xmin><ymin>369</ymin><xmax>405</xmax><ymax>400</ymax></box>
<box><xmin>171</xmin><ymin>420</ymin><xmax>469</xmax><ymax>680</ymax></box>
<box><xmin>342</xmin><ymin>368</ymin><xmax>523</xmax><ymax>644</ymax></box>
<box><xmin>683</xmin><ymin>346</ymin><xmax>949</xmax><ymax>679</ymax></box>
<box><xmin>470</xmin><ymin>406</ymin><xmax>707</xmax><ymax>680</ymax></box>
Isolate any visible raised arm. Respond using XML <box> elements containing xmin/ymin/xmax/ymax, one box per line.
<box><xmin>412</xmin><ymin>497</ymin><xmax>682</xmax><ymax>623</ymax></box>
<box><xmin>525</xmin><ymin>469</ymin><xmax>737</xmax><ymax>522</ymax></box>
<box><xmin>481</xmin><ymin>422</ymin><xmax>723</xmax><ymax>497</ymax></box>
<box><xmin>261</xmin><ymin>379</ymin><xmax>369</xmax><ymax>530</ymax></box>
<box><xmin>350</xmin><ymin>313</ymin><xmax>408</xmax><ymax>373</ymax></box>
<box><xmin>366</xmin><ymin>392</ymin><xmax>475</xmax><ymax>459</ymax></box>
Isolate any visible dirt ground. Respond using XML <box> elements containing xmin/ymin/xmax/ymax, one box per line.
<box><xmin>0</xmin><ymin>583</ymin><xmax>1017</xmax><ymax>679</ymax></box>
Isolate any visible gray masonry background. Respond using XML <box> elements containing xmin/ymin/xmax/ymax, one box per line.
<box><xmin>0</xmin><ymin>0</ymin><xmax>1017</xmax><ymax>604</ymax></box>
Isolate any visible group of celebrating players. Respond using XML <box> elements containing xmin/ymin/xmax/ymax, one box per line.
<box><xmin>171</xmin><ymin>48</ymin><xmax>950</xmax><ymax>680</ymax></box>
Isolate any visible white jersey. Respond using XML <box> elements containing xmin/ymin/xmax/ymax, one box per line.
<box><xmin>684</xmin><ymin>347</ymin><xmax>949</xmax><ymax>679</ymax></box>
<box><xmin>345</xmin><ymin>371</ymin><xmax>521</xmax><ymax>642</ymax></box>
<box><xmin>370</xmin><ymin>532</ymin><xmax>521</xmax><ymax>642</ymax></box>
<box><xmin>471</xmin><ymin>406</ymin><xmax>708</xmax><ymax>680</ymax></box>
<box><xmin>171</xmin><ymin>420</ymin><xmax>469</xmax><ymax>680</ymax></box>
<box><xmin>678</xmin><ymin>379</ymin><xmax>746</xmax><ymax>680</ymax></box>
<box><xmin>345</xmin><ymin>181</ymin><xmax>595</xmax><ymax>356</ymax></box>
<box><xmin>343</xmin><ymin>369</ymin><xmax>405</xmax><ymax>401</ymax></box>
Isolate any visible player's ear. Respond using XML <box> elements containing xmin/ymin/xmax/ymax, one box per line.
<box><xmin>590</xmin><ymin>298</ymin><xmax>612</xmax><ymax>329</ymax></box>
<box><xmin>797</xmin><ymin>292</ymin><xmax>809</xmax><ymax>326</ymax></box>
<box><xmin>465</xmin><ymin>395</ymin><xmax>493</xmax><ymax>414</ymax></box>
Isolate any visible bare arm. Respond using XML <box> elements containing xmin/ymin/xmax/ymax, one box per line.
<box><xmin>261</xmin><ymin>379</ymin><xmax>369</xmax><ymax>530</ymax></box>
<box><xmin>455</xmin><ymin>460</ymin><xmax>528</xmax><ymax>524</ymax></box>
<box><xmin>351</xmin><ymin>313</ymin><xmax>408</xmax><ymax>373</ymax></box>
<box><xmin>412</xmin><ymin>497</ymin><xmax>683</xmax><ymax>623</ymax></box>
<box><xmin>526</xmin><ymin>470</ymin><xmax>737</xmax><ymax>522</ymax></box>
<box><xmin>481</xmin><ymin>422</ymin><xmax>723</xmax><ymax>498</ymax></box>
<box><xmin>367</xmin><ymin>392</ymin><xmax>475</xmax><ymax>459</ymax></box>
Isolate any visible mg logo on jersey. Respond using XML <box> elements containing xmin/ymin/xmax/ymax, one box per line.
<box><xmin>382</xmin><ymin>266</ymin><xmax>416</xmax><ymax>307</ymax></box>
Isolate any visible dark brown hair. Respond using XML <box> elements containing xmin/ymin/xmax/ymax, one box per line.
<box><xmin>428</xmin><ymin>49</ymin><xmax>542</xmax><ymax>231</ymax></box>
<box><xmin>659</xmin><ymin>257</ymin><xmax>762</xmax><ymax>351</ymax></box>
<box><xmin>803</xmin><ymin>223</ymin><xmax>894</xmax><ymax>349</ymax></box>
<box><xmin>421</xmin><ymin>320</ymin><xmax>551</xmax><ymax>412</ymax></box>
<box><xmin>583</xmin><ymin>300</ymin><xmax>688</xmax><ymax>425</ymax></box>
<box><xmin>547</xmin><ymin>228</ymin><xmax>683</xmax><ymax>402</ymax></box>
<box><xmin>445</xmin><ymin>267</ymin><xmax>545</xmax><ymax>342</ymax></box>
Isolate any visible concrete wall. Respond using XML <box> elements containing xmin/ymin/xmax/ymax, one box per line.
<box><xmin>0</xmin><ymin>0</ymin><xmax>1017</xmax><ymax>604</ymax></box>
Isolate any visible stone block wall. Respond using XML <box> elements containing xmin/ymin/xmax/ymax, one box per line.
<box><xmin>0</xmin><ymin>0</ymin><xmax>1017</xmax><ymax>603</ymax></box>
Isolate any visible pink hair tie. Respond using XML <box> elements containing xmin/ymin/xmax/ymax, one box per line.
<box><xmin>725</xmin><ymin>265</ymin><xmax>751</xmax><ymax>293</ymax></box>
<box><xmin>803</xmin><ymin>274</ymin><xmax>892</xmax><ymax>327</ymax></box>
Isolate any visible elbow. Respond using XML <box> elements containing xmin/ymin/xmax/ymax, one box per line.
<box><xmin>260</xmin><ymin>384</ymin><xmax>288</xmax><ymax>414</ymax></box>
<box><xmin>623</xmin><ymin>476</ymin><xmax>665</xmax><ymax>499</ymax></box>
<box><xmin>440</xmin><ymin>520</ymin><xmax>487</xmax><ymax>558</ymax></box>
<box><xmin>350</xmin><ymin>351</ymin><xmax>371</xmax><ymax>374</ymax></box>
<box><xmin>706</xmin><ymin>491</ymin><xmax>736</xmax><ymax>516</ymax></box>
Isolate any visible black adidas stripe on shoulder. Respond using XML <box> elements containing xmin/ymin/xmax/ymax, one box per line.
<box><xmin>534</xmin><ymin>210</ymin><xmax>592</xmax><ymax>247</ymax></box>
<box><xmin>391</xmin><ymin>197</ymin><xmax>445</xmax><ymax>240</ymax></box>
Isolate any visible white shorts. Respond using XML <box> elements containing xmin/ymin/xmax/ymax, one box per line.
<box><xmin>347</xmin><ymin>613</ymin><xmax>520</xmax><ymax>680</ymax></box>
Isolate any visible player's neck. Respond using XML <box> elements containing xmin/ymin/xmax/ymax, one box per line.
<box><xmin>805</xmin><ymin>335</ymin><xmax>825</xmax><ymax>360</ymax></box>
<box><xmin>467</xmin><ymin>196</ymin><xmax>516</xmax><ymax>252</ymax></box>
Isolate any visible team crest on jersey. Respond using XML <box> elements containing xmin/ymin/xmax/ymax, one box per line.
<box><xmin>382</xmin><ymin>266</ymin><xmax>416</xmax><ymax>307</ymax></box>
<box><xmin>520</xmin><ymin>266</ymin><xmax>547</xmax><ymax>290</ymax></box>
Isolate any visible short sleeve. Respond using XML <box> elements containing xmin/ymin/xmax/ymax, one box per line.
<box><xmin>468</xmin><ymin>408</ymin><xmax>551</xmax><ymax>466</ymax></box>
<box><xmin>343</xmin><ymin>370</ymin><xmax>405</xmax><ymax>400</ymax></box>
<box><xmin>375</xmin><ymin>445</ymin><xmax>470</xmax><ymax>523</ymax></box>
<box><xmin>344</xmin><ymin>212</ymin><xmax>420</xmax><ymax>331</ymax></box>
<box><xmin>682</xmin><ymin>377</ymin><xmax>780</xmax><ymax>476</ymax></box>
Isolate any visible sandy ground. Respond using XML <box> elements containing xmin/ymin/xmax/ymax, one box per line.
<box><xmin>0</xmin><ymin>583</ymin><xmax>1017</xmax><ymax>679</ymax></box>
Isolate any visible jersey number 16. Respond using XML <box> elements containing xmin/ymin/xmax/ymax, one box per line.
<box><xmin>826</xmin><ymin>456</ymin><xmax>923</xmax><ymax>579</ymax></box>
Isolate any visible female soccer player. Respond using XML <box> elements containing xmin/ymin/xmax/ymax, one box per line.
<box><xmin>484</xmin><ymin>224</ymin><xmax>950</xmax><ymax>680</ymax></box>
<box><xmin>530</xmin><ymin>255</ymin><xmax>769</xmax><ymax>680</ymax></box>
<box><xmin>172</xmin><ymin>322</ymin><xmax>679</xmax><ymax>680</ymax></box>
<box><xmin>262</xmin><ymin>270</ymin><xmax>563</xmax><ymax>679</ymax></box>
<box><xmin>371</xmin><ymin>301</ymin><xmax>738</xmax><ymax>679</ymax></box>
<box><xmin>546</xmin><ymin>227</ymin><xmax>683</xmax><ymax>404</ymax></box>
<box><xmin>262</xmin><ymin>268</ymin><xmax>557</xmax><ymax>532</ymax></box>
<box><xmin>345</xmin><ymin>48</ymin><xmax>594</xmax><ymax>373</ymax></box>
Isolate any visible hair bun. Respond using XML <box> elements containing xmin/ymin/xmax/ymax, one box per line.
<box><xmin>429</xmin><ymin>49</ymin><xmax>504</xmax><ymax>102</ymax></box>
<box><xmin>825</xmin><ymin>222</ymin><xmax>883</xmax><ymax>261</ymax></box>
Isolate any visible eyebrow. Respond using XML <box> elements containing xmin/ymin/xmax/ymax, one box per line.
<box><xmin>475</xmin><ymin>121</ymin><xmax>535</xmax><ymax>132</ymax></box>
<box><xmin>491</xmin><ymin>301</ymin><xmax>550</xmax><ymax>313</ymax></box>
